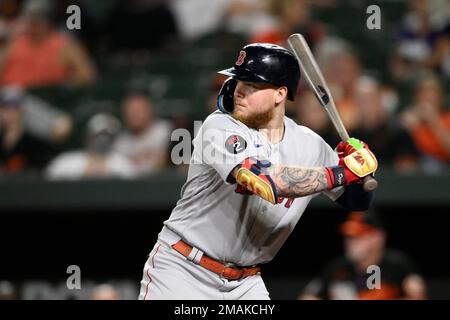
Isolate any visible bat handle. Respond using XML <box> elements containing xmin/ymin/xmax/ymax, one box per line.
<box><xmin>363</xmin><ymin>175</ymin><xmax>378</xmax><ymax>192</ymax></box>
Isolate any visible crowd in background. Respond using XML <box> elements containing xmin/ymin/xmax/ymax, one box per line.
<box><xmin>0</xmin><ymin>0</ymin><xmax>449</xmax><ymax>180</ymax></box>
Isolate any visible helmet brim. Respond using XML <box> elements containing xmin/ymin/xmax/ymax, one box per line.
<box><xmin>218</xmin><ymin>67</ymin><xmax>295</xmax><ymax>101</ymax></box>
<box><xmin>218</xmin><ymin>67</ymin><xmax>268</xmax><ymax>84</ymax></box>
<box><xmin>218</xmin><ymin>68</ymin><xmax>236</xmax><ymax>77</ymax></box>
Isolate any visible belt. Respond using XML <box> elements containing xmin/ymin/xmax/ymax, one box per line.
<box><xmin>172</xmin><ymin>240</ymin><xmax>261</xmax><ymax>281</ymax></box>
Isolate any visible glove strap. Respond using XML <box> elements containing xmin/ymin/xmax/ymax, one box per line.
<box><xmin>325</xmin><ymin>166</ymin><xmax>346</xmax><ymax>189</ymax></box>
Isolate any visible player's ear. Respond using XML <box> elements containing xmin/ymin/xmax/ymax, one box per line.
<box><xmin>274</xmin><ymin>86</ymin><xmax>288</xmax><ymax>104</ymax></box>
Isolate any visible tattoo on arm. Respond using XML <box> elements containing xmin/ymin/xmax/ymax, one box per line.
<box><xmin>269</xmin><ymin>166</ymin><xmax>329</xmax><ymax>198</ymax></box>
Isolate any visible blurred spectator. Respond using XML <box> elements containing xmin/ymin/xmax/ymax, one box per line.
<box><xmin>299</xmin><ymin>210</ymin><xmax>427</xmax><ymax>300</ymax></box>
<box><xmin>350</xmin><ymin>76</ymin><xmax>420</xmax><ymax>170</ymax></box>
<box><xmin>0</xmin><ymin>280</ymin><xmax>17</xmax><ymax>300</ymax></box>
<box><xmin>292</xmin><ymin>91</ymin><xmax>338</xmax><ymax>146</ymax></box>
<box><xmin>113</xmin><ymin>92</ymin><xmax>172</xmax><ymax>176</ymax></box>
<box><xmin>0</xmin><ymin>0</ymin><xmax>21</xmax><ymax>42</ymax></box>
<box><xmin>390</xmin><ymin>0</ymin><xmax>450</xmax><ymax>83</ymax></box>
<box><xmin>0</xmin><ymin>87</ymin><xmax>57</xmax><ymax>175</ymax></box>
<box><xmin>315</xmin><ymin>37</ymin><xmax>362</xmax><ymax>131</ymax></box>
<box><xmin>169</xmin><ymin>0</ymin><xmax>229</xmax><ymax>40</ymax></box>
<box><xmin>0</xmin><ymin>85</ymin><xmax>72</xmax><ymax>143</ymax></box>
<box><xmin>21</xmin><ymin>92</ymin><xmax>73</xmax><ymax>144</ymax></box>
<box><xmin>223</xmin><ymin>0</ymin><xmax>276</xmax><ymax>38</ymax></box>
<box><xmin>400</xmin><ymin>75</ymin><xmax>450</xmax><ymax>169</ymax></box>
<box><xmin>105</xmin><ymin>0</ymin><xmax>178</xmax><ymax>51</ymax></box>
<box><xmin>46</xmin><ymin>113</ymin><xmax>135</xmax><ymax>180</ymax></box>
<box><xmin>249</xmin><ymin>0</ymin><xmax>326</xmax><ymax>48</ymax></box>
<box><xmin>90</xmin><ymin>283</ymin><xmax>120</xmax><ymax>300</ymax></box>
<box><xmin>0</xmin><ymin>0</ymin><xmax>96</xmax><ymax>88</ymax></box>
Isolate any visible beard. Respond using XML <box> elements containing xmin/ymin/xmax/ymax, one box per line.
<box><xmin>232</xmin><ymin>105</ymin><xmax>274</xmax><ymax>129</ymax></box>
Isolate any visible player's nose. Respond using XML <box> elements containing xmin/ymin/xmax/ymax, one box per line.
<box><xmin>234</xmin><ymin>81</ymin><xmax>246</xmax><ymax>99</ymax></box>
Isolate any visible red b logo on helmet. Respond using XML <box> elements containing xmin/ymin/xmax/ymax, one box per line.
<box><xmin>235</xmin><ymin>51</ymin><xmax>246</xmax><ymax>66</ymax></box>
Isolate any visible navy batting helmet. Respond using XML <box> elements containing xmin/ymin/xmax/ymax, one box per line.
<box><xmin>217</xmin><ymin>43</ymin><xmax>300</xmax><ymax>113</ymax></box>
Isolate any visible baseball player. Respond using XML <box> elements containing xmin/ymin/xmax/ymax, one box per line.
<box><xmin>138</xmin><ymin>43</ymin><xmax>378</xmax><ymax>300</ymax></box>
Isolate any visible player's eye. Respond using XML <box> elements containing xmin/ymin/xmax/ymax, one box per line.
<box><xmin>246</xmin><ymin>83</ymin><xmax>259</xmax><ymax>90</ymax></box>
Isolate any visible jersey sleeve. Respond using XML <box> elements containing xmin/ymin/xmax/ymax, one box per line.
<box><xmin>193</xmin><ymin>114</ymin><xmax>259</xmax><ymax>183</ymax></box>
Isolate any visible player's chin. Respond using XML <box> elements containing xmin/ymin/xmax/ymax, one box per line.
<box><xmin>234</xmin><ymin>103</ymin><xmax>247</xmax><ymax>112</ymax></box>
<box><xmin>232</xmin><ymin>108</ymin><xmax>247</xmax><ymax>120</ymax></box>
<box><xmin>233</xmin><ymin>112</ymin><xmax>258</xmax><ymax>129</ymax></box>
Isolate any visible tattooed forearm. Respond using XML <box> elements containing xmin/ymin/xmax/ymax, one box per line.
<box><xmin>269</xmin><ymin>166</ymin><xmax>329</xmax><ymax>198</ymax></box>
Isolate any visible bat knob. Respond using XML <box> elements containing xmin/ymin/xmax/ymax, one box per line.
<box><xmin>363</xmin><ymin>176</ymin><xmax>378</xmax><ymax>192</ymax></box>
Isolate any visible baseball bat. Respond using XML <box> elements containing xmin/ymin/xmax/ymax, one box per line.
<box><xmin>287</xmin><ymin>33</ymin><xmax>378</xmax><ymax>192</ymax></box>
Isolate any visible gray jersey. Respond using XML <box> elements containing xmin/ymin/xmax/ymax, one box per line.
<box><xmin>160</xmin><ymin>111</ymin><xmax>344</xmax><ymax>266</ymax></box>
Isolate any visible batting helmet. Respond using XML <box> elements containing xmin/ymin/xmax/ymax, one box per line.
<box><xmin>217</xmin><ymin>43</ymin><xmax>300</xmax><ymax>113</ymax></box>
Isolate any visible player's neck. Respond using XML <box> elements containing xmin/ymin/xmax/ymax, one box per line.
<box><xmin>258</xmin><ymin>108</ymin><xmax>285</xmax><ymax>144</ymax></box>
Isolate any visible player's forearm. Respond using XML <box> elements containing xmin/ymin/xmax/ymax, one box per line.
<box><xmin>268</xmin><ymin>165</ymin><xmax>329</xmax><ymax>198</ymax></box>
<box><xmin>231</xmin><ymin>155</ymin><xmax>374</xmax><ymax>204</ymax></box>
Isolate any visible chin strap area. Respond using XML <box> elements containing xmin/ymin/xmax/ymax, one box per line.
<box><xmin>217</xmin><ymin>77</ymin><xmax>236</xmax><ymax>113</ymax></box>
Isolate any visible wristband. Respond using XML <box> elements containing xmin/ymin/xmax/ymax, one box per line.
<box><xmin>325</xmin><ymin>166</ymin><xmax>346</xmax><ymax>189</ymax></box>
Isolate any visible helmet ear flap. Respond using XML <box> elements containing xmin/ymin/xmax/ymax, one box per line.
<box><xmin>217</xmin><ymin>77</ymin><xmax>237</xmax><ymax>113</ymax></box>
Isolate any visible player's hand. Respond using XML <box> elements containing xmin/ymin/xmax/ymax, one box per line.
<box><xmin>327</xmin><ymin>153</ymin><xmax>377</xmax><ymax>188</ymax></box>
<box><xmin>326</xmin><ymin>138</ymin><xmax>378</xmax><ymax>189</ymax></box>
<box><xmin>335</xmin><ymin>138</ymin><xmax>369</xmax><ymax>159</ymax></box>
<box><xmin>235</xmin><ymin>184</ymin><xmax>254</xmax><ymax>195</ymax></box>
<box><xmin>338</xmin><ymin>138</ymin><xmax>378</xmax><ymax>178</ymax></box>
<box><xmin>338</xmin><ymin>157</ymin><xmax>363</xmax><ymax>185</ymax></box>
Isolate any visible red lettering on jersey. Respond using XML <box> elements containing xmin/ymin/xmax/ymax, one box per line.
<box><xmin>277</xmin><ymin>197</ymin><xmax>295</xmax><ymax>208</ymax></box>
<box><xmin>284</xmin><ymin>197</ymin><xmax>295</xmax><ymax>208</ymax></box>
<box><xmin>235</xmin><ymin>51</ymin><xmax>246</xmax><ymax>66</ymax></box>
